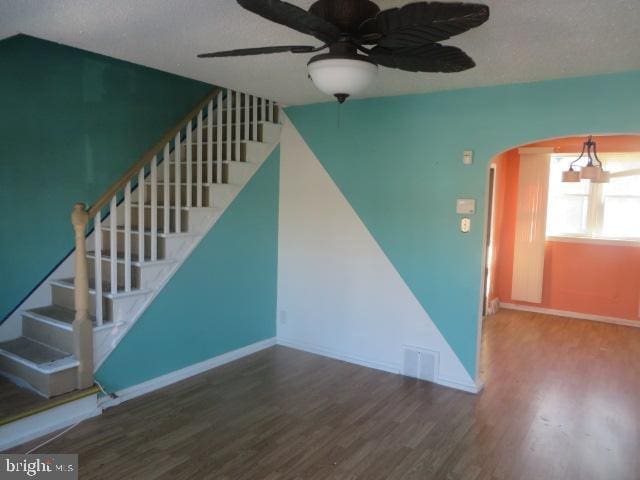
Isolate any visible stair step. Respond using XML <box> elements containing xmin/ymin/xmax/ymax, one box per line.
<box><xmin>22</xmin><ymin>306</ymin><xmax>82</xmax><ymax>354</ymax></box>
<box><xmin>51</xmin><ymin>278</ymin><xmax>150</xmax><ymax>298</ymax></box>
<box><xmin>0</xmin><ymin>337</ymin><xmax>79</xmax><ymax>398</ymax></box>
<box><xmin>100</xmin><ymin>225</ymin><xmax>197</xmax><ymax>238</ymax></box>
<box><xmin>87</xmin><ymin>251</ymin><xmax>178</xmax><ymax>266</ymax></box>
<box><xmin>26</xmin><ymin>305</ymin><xmax>94</xmax><ymax>327</ymax></box>
<box><xmin>131</xmin><ymin>203</ymin><xmax>190</xmax><ymax>211</ymax></box>
<box><xmin>0</xmin><ymin>337</ymin><xmax>74</xmax><ymax>370</ymax></box>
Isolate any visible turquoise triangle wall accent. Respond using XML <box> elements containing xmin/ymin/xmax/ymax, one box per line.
<box><xmin>96</xmin><ymin>148</ymin><xmax>280</xmax><ymax>391</ymax></box>
<box><xmin>285</xmin><ymin>70</ymin><xmax>640</xmax><ymax>377</ymax></box>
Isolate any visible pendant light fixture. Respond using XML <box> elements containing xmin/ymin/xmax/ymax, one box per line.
<box><xmin>561</xmin><ymin>135</ymin><xmax>610</xmax><ymax>183</ymax></box>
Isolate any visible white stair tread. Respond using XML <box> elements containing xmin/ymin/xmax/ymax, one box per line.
<box><xmin>0</xmin><ymin>337</ymin><xmax>76</xmax><ymax>372</ymax></box>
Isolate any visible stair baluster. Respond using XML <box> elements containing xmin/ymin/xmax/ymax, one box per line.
<box><xmin>207</xmin><ymin>100</ymin><xmax>213</xmax><ymax>185</ymax></box>
<box><xmin>217</xmin><ymin>93</ymin><xmax>223</xmax><ymax>183</ymax></box>
<box><xmin>94</xmin><ymin>211</ymin><xmax>103</xmax><ymax>325</ymax></box>
<box><xmin>174</xmin><ymin>132</ymin><xmax>181</xmax><ymax>233</ymax></box>
<box><xmin>124</xmin><ymin>181</ymin><xmax>132</xmax><ymax>292</ymax></box>
<box><xmin>196</xmin><ymin>110</ymin><xmax>203</xmax><ymax>207</ymax></box>
<box><xmin>109</xmin><ymin>196</ymin><xmax>118</xmax><ymax>295</ymax></box>
<box><xmin>163</xmin><ymin>143</ymin><xmax>170</xmax><ymax>235</ymax></box>
<box><xmin>252</xmin><ymin>95</ymin><xmax>258</xmax><ymax>141</ymax></box>
<box><xmin>186</xmin><ymin>121</ymin><xmax>192</xmax><ymax>208</ymax></box>
<box><xmin>137</xmin><ymin>167</ymin><xmax>145</xmax><ymax>262</ymax></box>
<box><xmin>227</xmin><ymin>89</ymin><xmax>232</xmax><ymax>164</ymax></box>
<box><xmin>150</xmin><ymin>156</ymin><xmax>158</xmax><ymax>261</ymax></box>
<box><xmin>244</xmin><ymin>95</ymin><xmax>249</xmax><ymax>144</ymax></box>
<box><xmin>235</xmin><ymin>92</ymin><xmax>241</xmax><ymax>162</ymax></box>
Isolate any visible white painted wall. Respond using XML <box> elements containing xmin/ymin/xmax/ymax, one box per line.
<box><xmin>277</xmin><ymin>117</ymin><xmax>478</xmax><ymax>393</ymax></box>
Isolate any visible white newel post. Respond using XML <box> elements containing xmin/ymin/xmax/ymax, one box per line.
<box><xmin>71</xmin><ymin>203</ymin><xmax>94</xmax><ymax>390</ymax></box>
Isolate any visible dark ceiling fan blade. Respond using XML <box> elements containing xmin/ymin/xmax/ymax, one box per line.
<box><xmin>198</xmin><ymin>45</ymin><xmax>319</xmax><ymax>58</ymax></box>
<box><xmin>237</xmin><ymin>0</ymin><xmax>341</xmax><ymax>44</ymax></box>
<box><xmin>369</xmin><ymin>44</ymin><xmax>475</xmax><ymax>72</ymax></box>
<box><xmin>359</xmin><ymin>2</ymin><xmax>489</xmax><ymax>48</ymax></box>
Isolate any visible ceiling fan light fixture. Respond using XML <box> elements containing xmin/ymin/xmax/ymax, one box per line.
<box><xmin>307</xmin><ymin>55</ymin><xmax>377</xmax><ymax>102</ymax></box>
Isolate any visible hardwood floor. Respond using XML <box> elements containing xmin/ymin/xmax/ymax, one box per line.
<box><xmin>9</xmin><ymin>309</ymin><xmax>640</xmax><ymax>479</ymax></box>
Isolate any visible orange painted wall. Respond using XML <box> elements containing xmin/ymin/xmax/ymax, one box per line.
<box><xmin>488</xmin><ymin>135</ymin><xmax>640</xmax><ymax>321</ymax></box>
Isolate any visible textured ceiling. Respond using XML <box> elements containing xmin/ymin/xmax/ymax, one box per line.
<box><xmin>1</xmin><ymin>0</ymin><xmax>639</xmax><ymax>105</ymax></box>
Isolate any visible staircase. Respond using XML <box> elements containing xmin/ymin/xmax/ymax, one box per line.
<box><xmin>0</xmin><ymin>88</ymin><xmax>281</xmax><ymax>398</ymax></box>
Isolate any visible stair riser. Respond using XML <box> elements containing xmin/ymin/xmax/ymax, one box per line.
<box><xmin>144</xmin><ymin>184</ymin><xmax>214</xmax><ymax>207</ymax></box>
<box><xmin>51</xmin><ymin>284</ymin><xmax>112</xmax><ymax>322</ymax></box>
<box><xmin>101</xmin><ymin>231</ymin><xmax>167</xmax><ymax>260</ymax></box>
<box><xmin>200</xmin><ymin>125</ymin><xmax>261</xmax><ymax>143</ymax></box>
<box><xmin>130</xmin><ymin>206</ymin><xmax>189</xmax><ymax>233</ymax></box>
<box><xmin>162</xmin><ymin>163</ymin><xmax>231</xmax><ymax>184</ymax></box>
<box><xmin>216</xmin><ymin>108</ymin><xmax>279</xmax><ymax>124</ymax></box>
<box><xmin>88</xmin><ymin>260</ymin><xmax>141</xmax><ymax>290</ymax></box>
<box><xmin>51</xmin><ymin>284</ymin><xmax>151</xmax><ymax>324</ymax></box>
<box><xmin>22</xmin><ymin>317</ymin><xmax>73</xmax><ymax>354</ymax></box>
<box><xmin>0</xmin><ymin>355</ymin><xmax>77</xmax><ymax>398</ymax></box>
<box><xmin>88</xmin><ymin>259</ymin><xmax>174</xmax><ymax>291</ymax></box>
<box><xmin>178</xmin><ymin>143</ymin><xmax>246</xmax><ymax>162</ymax></box>
<box><xmin>209</xmin><ymin>122</ymin><xmax>280</xmax><ymax>144</ymax></box>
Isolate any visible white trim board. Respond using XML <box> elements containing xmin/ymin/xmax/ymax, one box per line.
<box><xmin>99</xmin><ymin>337</ymin><xmax>276</xmax><ymax>409</ymax></box>
<box><xmin>277</xmin><ymin>338</ymin><xmax>480</xmax><ymax>394</ymax></box>
<box><xmin>0</xmin><ymin>394</ymin><xmax>101</xmax><ymax>452</ymax></box>
<box><xmin>499</xmin><ymin>303</ymin><xmax>640</xmax><ymax>328</ymax></box>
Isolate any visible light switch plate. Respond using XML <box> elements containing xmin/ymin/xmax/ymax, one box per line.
<box><xmin>461</xmin><ymin>217</ymin><xmax>471</xmax><ymax>233</ymax></box>
<box><xmin>463</xmin><ymin>150</ymin><xmax>473</xmax><ymax>165</ymax></box>
<box><xmin>456</xmin><ymin>198</ymin><xmax>476</xmax><ymax>215</ymax></box>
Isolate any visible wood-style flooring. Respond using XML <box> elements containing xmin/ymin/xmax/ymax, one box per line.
<box><xmin>9</xmin><ymin>309</ymin><xmax>640</xmax><ymax>479</ymax></box>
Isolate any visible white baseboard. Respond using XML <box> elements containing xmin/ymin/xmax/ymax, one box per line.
<box><xmin>277</xmin><ymin>337</ymin><xmax>400</xmax><ymax>374</ymax></box>
<box><xmin>277</xmin><ymin>338</ymin><xmax>480</xmax><ymax>394</ymax></box>
<box><xmin>0</xmin><ymin>394</ymin><xmax>101</xmax><ymax>452</ymax></box>
<box><xmin>99</xmin><ymin>337</ymin><xmax>277</xmax><ymax>409</ymax></box>
<box><xmin>499</xmin><ymin>303</ymin><xmax>640</xmax><ymax>328</ymax></box>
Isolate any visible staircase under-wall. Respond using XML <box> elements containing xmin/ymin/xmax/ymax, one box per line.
<box><xmin>0</xmin><ymin>87</ymin><xmax>281</xmax><ymax>399</ymax></box>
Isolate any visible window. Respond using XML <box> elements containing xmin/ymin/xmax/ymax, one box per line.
<box><xmin>546</xmin><ymin>153</ymin><xmax>640</xmax><ymax>240</ymax></box>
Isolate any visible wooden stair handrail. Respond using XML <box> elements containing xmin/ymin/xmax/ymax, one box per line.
<box><xmin>87</xmin><ymin>87</ymin><xmax>222</xmax><ymax>218</ymax></box>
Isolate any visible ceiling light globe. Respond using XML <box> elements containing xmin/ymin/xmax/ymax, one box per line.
<box><xmin>308</xmin><ymin>56</ymin><xmax>378</xmax><ymax>103</ymax></box>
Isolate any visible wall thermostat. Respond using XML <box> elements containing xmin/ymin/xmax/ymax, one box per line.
<box><xmin>463</xmin><ymin>150</ymin><xmax>473</xmax><ymax>165</ymax></box>
<box><xmin>456</xmin><ymin>198</ymin><xmax>476</xmax><ymax>215</ymax></box>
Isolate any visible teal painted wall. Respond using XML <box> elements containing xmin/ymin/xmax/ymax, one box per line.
<box><xmin>0</xmin><ymin>35</ymin><xmax>211</xmax><ymax>320</ymax></box>
<box><xmin>285</xmin><ymin>70</ymin><xmax>640</xmax><ymax>377</ymax></box>
<box><xmin>96</xmin><ymin>149</ymin><xmax>279</xmax><ymax>391</ymax></box>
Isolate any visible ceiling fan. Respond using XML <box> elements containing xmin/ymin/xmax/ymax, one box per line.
<box><xmin>198</xmin><ymin>0</ymin><xmax>490</xmax><ymax>103</ymax></box>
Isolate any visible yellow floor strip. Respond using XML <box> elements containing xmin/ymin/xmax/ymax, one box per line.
<box><xmin>0</xmin><ymin>385</ymin><xmax>99</xmax><ymax>427</ymax></box>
